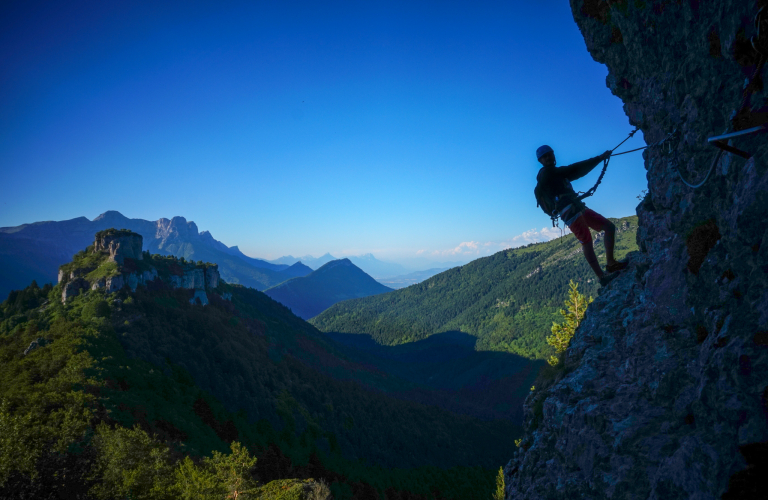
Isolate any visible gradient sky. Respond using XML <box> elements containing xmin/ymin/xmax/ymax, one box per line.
<box><xmin>0</xmin><ymin>0</ymin><xmax>649</xmax><ymax>268</ymax></box>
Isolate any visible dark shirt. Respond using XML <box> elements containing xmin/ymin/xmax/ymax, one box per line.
<box><xmin>535</xmin><ymin>155</ymin><xmax>603</xmax><ymax>218</ymax></box>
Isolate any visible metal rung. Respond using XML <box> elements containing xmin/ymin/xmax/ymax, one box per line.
<box><xmin>707</xmin><ymin>124</ymin><xmax>768</xmax><ymax>158</ymax></box>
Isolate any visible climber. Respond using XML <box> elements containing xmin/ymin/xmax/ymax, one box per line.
<box><xmin>534</xmin><ymin>145</ymin><xmax>628</xmax><ymax>287</ymax></box>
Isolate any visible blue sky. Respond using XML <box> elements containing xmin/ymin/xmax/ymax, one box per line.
<box><xmin>0</xmin><ymin>0</ymin><xmax>648</xmax><ymax>269</ymax></box>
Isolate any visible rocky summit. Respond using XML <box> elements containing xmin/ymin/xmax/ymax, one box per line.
<box><xmin>58</xmin><ymin>229</ymin><xmax>220</xmax><ymax>305</ymax></box>
<box><xmin>504</xmin><ymin>1</ymin><xmax>768</xmax><ymax>499</ymax></box>
<box><xmin>93</xmin><ymin>228</ymin><xmax>143</xmax><ymax>265</ymax></box>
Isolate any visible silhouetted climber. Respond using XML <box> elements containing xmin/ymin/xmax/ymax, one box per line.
<box><xmin>534</xmin><ymin>145</ymin><xmax>628</xmax><ymax>287</ymax></box>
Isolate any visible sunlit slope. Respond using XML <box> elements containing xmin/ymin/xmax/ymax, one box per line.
<box><xmin>311</xmin><ymin>216</ymin><xmax>638</xmax><ymax>360</ymax></box>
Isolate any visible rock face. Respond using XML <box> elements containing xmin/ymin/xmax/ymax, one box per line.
<box><xmin>62</xmin><ymin>278</ymin><xmax>89</xmax><ymax>303</ymax></box>
<box><xmin>94</xmin><ymin>229</ymin><xmax>143</xmax><ymax>265</ymax></box>
<box><xmin>205</xmin><ymin>266</ymin><xmax>219</xmax><ymax>289</ymax></box>
<box><xmin>504</xmin><ymin>2</ymin><xmax>768</xmax><ymax>499</ymax></box>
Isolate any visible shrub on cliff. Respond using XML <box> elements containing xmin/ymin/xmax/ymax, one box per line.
<box><xmin>492</xmin><ymin>466</ymin><xmax>505</xmax><ymax>500</ymax></box>
<box><xmin>545</xmin><ymin>280</ymin><xmax>593</xmax><ymax>366</ymax></box>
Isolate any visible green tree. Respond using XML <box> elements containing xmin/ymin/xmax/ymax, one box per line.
<box><xmin>0</xmin><ymin>401</ymin><xmax>40</xmax><ymax>486</ymax></box>
<box><xmin>492</xmin><ymin>466</ymin><xmax>505</xmax><ymax>500</ymax></box>
<box><xmin>90</xmin><ymin>423</ymin><xmax>175</xmax><ymax>499</ymax></box>
<box><xmin>545</xmin><ymin>280</ymin><xmax>593</xmax><ymax>366</ymax></box>
<box><xmin>207</xmin><ymin>441</ymin><xmax>259</xmax><ymax>499</ymax></box>
<box><xmin>173</xmin><ymin>456</ymin><xmax>221</xmax><ymax>500</ymax></box>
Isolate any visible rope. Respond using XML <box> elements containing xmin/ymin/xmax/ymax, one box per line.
<box><xmin>676</xmin><ymin>146</ymin><xmax>725</xmax><ymax>189</ymax></box>
<box><xmin>609</xmin><ymin>126</ymin><xmax>723</xmax><ymax>190</ymax></box>
<box><xmin>577</xmin><ymin>157</ymin><xmax>610</xmax><ymax>200</ymax></box>
<box><xmin>611</xmin><ymin>126</ymin><xmax>640</xmax><ymax>152</ymax></box>
<box><xmin>577</xmin><ymin>127</ymin><xmax>681</xmax><ymax>201</ymax></box>
<box><xmin>576</xmin><ymin>127</ymin><xmax>640</xmax><ymax>201</ymax></box>
<box><xmin>611</xmin><ymin>128</ymin><xmax>678</xmax><ymax>157</ymax></box>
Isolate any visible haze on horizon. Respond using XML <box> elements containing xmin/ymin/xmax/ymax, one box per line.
<box><xmin>1</xmin><ymin>1</ymin><xmax>648</xmax><ymax>269</ymax></box>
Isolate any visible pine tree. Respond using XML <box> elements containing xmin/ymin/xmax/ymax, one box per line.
<box><xmin>546</xmin><ymin>280</ymin><xmax>593</xmax><ymax>366</ymax></box>
<box><xmin>492</xmin><ymin>466</ymin><xmax>505</xmax><ymax>500</ymax></box>
<box><xmin>207</xmin><ymin>441</ymin><xmax>259</xmax><ymax>499</ymax></box>
<box><xmin>174</xmin><ymin>456</ymin><xmax>220</xmax><ymax>500</ymax></box>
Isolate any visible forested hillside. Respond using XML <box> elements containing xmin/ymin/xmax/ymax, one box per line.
<box><xmin>0</xmin><ymin>245</ymin><xmax>513</xmax><ymax>499</ymax></box>
<box><xmin>311</xmin><ymin>216</ymin><xmax>638</xmax><ymax>360</ymax></box>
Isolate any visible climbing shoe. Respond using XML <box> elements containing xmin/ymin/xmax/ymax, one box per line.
<box><xmin>599</xmin><ymin>272</ymin><xmax>618</xmax><ymax>288</ymax></box>
<box><xmin>606</xmin><ymin>260</ymin><xmax>629</xmax><ymax>273</ymax></box>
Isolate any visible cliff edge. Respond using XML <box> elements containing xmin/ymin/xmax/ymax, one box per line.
<box><xmin>505</xmin><ymin>1</ymin><xmax>768</xmax><ymax>498</ymax></box>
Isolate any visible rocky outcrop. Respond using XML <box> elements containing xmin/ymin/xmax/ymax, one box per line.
<box><xmin>90</xmin><ymin>268</ymin><xmax>160</xmax><ymax>293</ymax></box>
<box><xmin>60</xmin><ymin>230</ymin><xmax>222</xmax><ymax>304</ymax></box>
<box><xmin>23</xmin><ymin>337</ymin><xmax>47</xmax><ymax>356</ymax></box>
<box><xmin>504</xmin><ymin>1</ymin><xmax>768</xmax><ymax>499</ymax></box>
<box><xmin>62</xmin><ymin>278</ymin><xmax>89</xmax><ymax>303</ymax></box>
<box><xmin>94</xmin><ymin>229</ymin><xmax>143</xmax><ymax>265</ymax></box>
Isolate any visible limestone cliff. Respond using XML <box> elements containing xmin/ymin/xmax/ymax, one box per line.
<box><xmin>505</xmin><ymin>1</ymin><xmax>768</xmax><ymax>498</ymax></box>
<box><xmin>93</xmin><ymin>228</ymin><xmax>143</xmax><ymax>264</ymax></box>
<box><xmin>58</xmin><ymin>229</ymin><xmax>221</xmax><ymax>305</ymax></box>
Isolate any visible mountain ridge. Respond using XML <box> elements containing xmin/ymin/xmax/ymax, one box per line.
<box><xmin>0</xmin><ymin>210</ymin><xmax>310</xmax><ymax>299</ymax></box>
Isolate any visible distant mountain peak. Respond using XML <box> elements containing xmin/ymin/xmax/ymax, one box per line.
<box><xmin>319</xmin><ymin>258</ymin><xmax>353</xmax><ymax>271</ymax></box>
<box><xmin>264</xmin><ymin>257</ymin><xmax>390</xmax><ymax>319</ymax></box>
<box><xmin>93</xmin><ymin>210</ymin><xmax>127</xmax><ymax>222</ymax></box>
<box><xmin>156</xmin><ymin>216</ymin><xmax>199</xmax><ymax>240</ymax></box>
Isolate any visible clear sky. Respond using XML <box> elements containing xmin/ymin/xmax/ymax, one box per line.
<box><xmin>0</xmin><ymin>0</ymin><xmax>648</xmax><ymax>269</ymax></box>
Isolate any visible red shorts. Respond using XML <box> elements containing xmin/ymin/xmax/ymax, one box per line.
<box><xmin>568</xmin><ymin>208</ymin><xmax>611</xmax><ymax>245</ymax></box>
